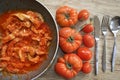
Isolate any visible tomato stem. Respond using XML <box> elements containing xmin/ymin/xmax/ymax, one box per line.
<box><xmin>90</xmin><ymin>17</ymin><xmax>93</xmax><ymax>24</ymax></box>
<box><xmin>67</xmin><ymin>36</ymin><xmax>74</xmax><ymax>43</ymax></box>
<box><xmin>64</xmin><ymin>13</ymin><xmax>70</xmax><ymax>19</ymax></box>
<box><xmin>66</xmin><ymin>62</ymin><xmax>72</xmax><ymax>70</ymax></box>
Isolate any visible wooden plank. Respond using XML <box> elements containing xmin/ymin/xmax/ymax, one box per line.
<box><xmin>36</xmin><ymin>0</ymin><xmax>120</xmax><ymax>80</ymax></box>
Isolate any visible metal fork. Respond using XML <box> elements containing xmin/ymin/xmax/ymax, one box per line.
<box><xmin>101</xmin><ymin>15</ymin><xmax>109</xmax><ymax>72</ymax></box>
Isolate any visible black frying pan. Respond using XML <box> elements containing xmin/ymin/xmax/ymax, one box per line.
<box><xmin>0</xmin><ymin>0</ymin><xmax>59</xmax><ymax>80</ymax></box>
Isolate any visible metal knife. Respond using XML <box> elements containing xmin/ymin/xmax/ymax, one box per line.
<box><xmin>94</xmin><ymin>16</ymin><xmax>101</xmax><ymax>75</ymax></box>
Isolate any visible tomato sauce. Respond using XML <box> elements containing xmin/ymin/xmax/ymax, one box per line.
<box><xmin>0</xmin><ymin>10</ymin><xmax>52</xmax><ymax>74</ymax></box>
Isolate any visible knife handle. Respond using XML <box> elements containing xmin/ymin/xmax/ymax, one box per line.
<box><xmin>102</xmin><ymin>35</ymin><xmax>106</xmax><ymax>72</ymax></box>
<box><xmin>111</xmin><ymin>36</ymin><xmax>117</xmax><ymax>72</ymax></box>
<box><xmin>95</xmin><ymin>39</ymin><xmax>99</xmax><ymax>75</ymax></box>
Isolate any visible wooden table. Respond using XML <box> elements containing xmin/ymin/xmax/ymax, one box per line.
<box><xmin>36</xmin><ymin>0</ymin><xmax>120</xmax><ymax>80</ymax></box>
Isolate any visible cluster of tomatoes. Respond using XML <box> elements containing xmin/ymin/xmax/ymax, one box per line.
<box><xmin>54</xmin><ymin>6</ymin><xmax>95</xmax><ymax>79</ymax></box>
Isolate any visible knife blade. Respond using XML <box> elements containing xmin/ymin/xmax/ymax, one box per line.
<box><xmin>93</xmin><ymin>16</ymin><xmax>101</xmax><ymax>75</ymax></box>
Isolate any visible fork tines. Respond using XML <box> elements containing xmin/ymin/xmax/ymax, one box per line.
<box><xmin>101</xmin><ymin>16</ymin><xmax>109</xmax><ymax>33</ymax></box>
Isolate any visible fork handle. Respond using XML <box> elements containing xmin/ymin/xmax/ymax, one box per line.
<box><xmin>102</xmin><ymin>35</ymin><xmax>106</xmax><ymax>72</ymax></box>
<box><xmin>95</xmin><ymin>39</ymin><xmax>99</xmax><ymax>75</ymax></box>
<box><xmin>111</xmin><ymin>36</ymin><xmax>117</xmax><ymax>72</ymax></box>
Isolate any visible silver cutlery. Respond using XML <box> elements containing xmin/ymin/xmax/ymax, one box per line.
<box><xmin>109</xmin><ymin>16</ymin><xmax>120</xmax><ymax>72</ymax></box>
<box><xmin>94</xmin><ymin>16</ymin><xmax>101</xmax><ymax>75</ymax></box>
<box><xmin>101</xmin><ymin>15</ymin><xmax>109</xmax><ymax>72</ymax></box>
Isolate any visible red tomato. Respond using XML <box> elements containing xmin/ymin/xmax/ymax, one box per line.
<box><xmin>83</xmin><ymin>34</ymin><xmax>95</xmax><ymax>48</ymax></box>
<box><xmin>78</xmin><ymin>9</ymin><xmax>89</xmax><ymax>21</ymax></box>
<box><xmin>82</xmin><ymin>24</ymin><xmax>94</xmax><ymax>33</ymax></box>
<box><xmin>59</xmin><ymin>27</ymin><xmax>82</xmax><ymax>53</ymax></box>
<box><xmin>77</xmin><ymin>47</ymin><xmax>92</xmax><ymax>61</ymax></box>
<box><xmin>56</xmin><ymin>6</ymin><xmax>78</xmax><ymax>27</ymax></box>
<box><xmin>82</xmin><ymin>62</ymin><xmax>92</xmax><ymax>74</ymax></box>
<box><xmin>54</xmin><ymin>53</ymin><xmax>83</xmax><ymax>79</ymax></box>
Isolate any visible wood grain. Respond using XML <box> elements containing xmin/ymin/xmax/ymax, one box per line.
<box><xmin>36</xmin><ymin>0</ymin><xmax>120</xmax><ymax>80</ymax></box>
